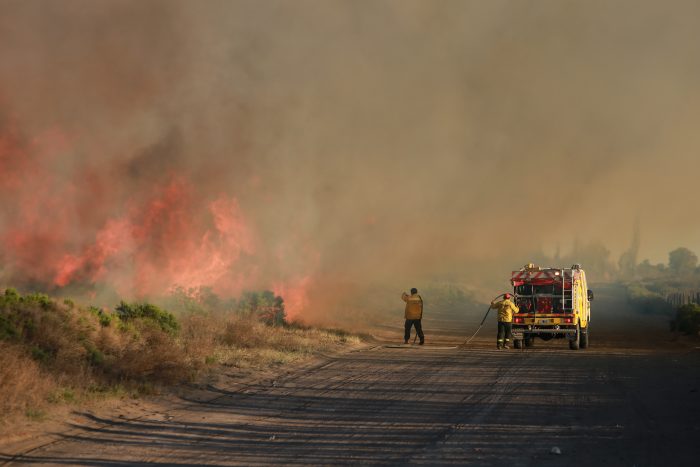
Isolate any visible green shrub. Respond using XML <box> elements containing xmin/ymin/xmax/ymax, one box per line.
<box><xmin>115</xmin><ymin>301</ymin><xmax>179</xmax><ymax>334</ymax></box>
<box><xmin>30</xmin><ymin>345</ymin><xmax>51</xmax><ymax>363</ymax></box>
<box><xmin>23</xmin><ymin>292</ymin><xmax>53</xmax><ymax>310</ymax></box>
<box><xmin>3</xmin><ymin>287</ymin><xmax>21</xmax><ymax>304</ymax></box>
<box><xmin>0</xmin><ymin>313</ymin><xmax>16</xmax><ymax>339</ymax></box>
<box><xmin>675</xmin><ymin>304</ymin><xmax>700</xmax><ymax>335</ymax></box>
<box><xmin>626</xmin><ymin>283</ymin><xmax>673</xmax><ymax>315</ymax></box>
<box><xmin>236</xmin><ymin>290</ymin><xmax>286</xmax><ymax>326</ymax></box>
<box><xmin>85</xmin><ymin>344</ymin><xmax>105</xmax><ymax>366</ymax></box>
<box><xmin>88</xmin><ymin>306</ymin><xmax>114</xmax><ymax>327</ymax></box>
<box><xmin>0</xmin><ymin>289</ymin><xmax>197</xmax><ymax>420</ymax></box>
<box><xmin>0</xmin><ymin>288</ymin><xmax>60</xmax><ymax>342</ymax></box>
<box><xmin>0</xmin><ymin>286</ymin><xmax>359</xmax><ymax>422</ymax></box>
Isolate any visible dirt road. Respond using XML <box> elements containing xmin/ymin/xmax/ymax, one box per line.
<box><xmin>2</xmin><ymin>284</ymin><xmax>699</xmax><ymax>466</ymax></box>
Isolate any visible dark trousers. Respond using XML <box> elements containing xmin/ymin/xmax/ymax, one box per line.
<box><xmin>497</xmin><ymin>321</ymin><xmax>512</xmax><ymax>347</ymax></box>
<box><xmin>404</xmin><ymin>319</ymin><xmax>424</xmax><ymax>343</ymax></box>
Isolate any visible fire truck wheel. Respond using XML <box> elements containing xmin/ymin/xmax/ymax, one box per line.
<box><xmin>580</xmin><ymin>326</ymin><xmax>589</xmax><ymax>349</ymax></box>
<box><xmin>513</xmin><ymin>339</ymin><xmax>522</xmax><ymax>349</ymax></box>
<box><xmin>524</xmin><ymin>337</ymin><xmax>534</xmax><ymax>348</ymax></box>
<box><xmin>569</xmin><ymin>325</ymin><xmax>580</xmax><ymax>350</ymax></box>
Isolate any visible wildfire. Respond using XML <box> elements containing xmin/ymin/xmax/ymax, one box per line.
<box><xmin>0</xmin><ymin>119</ymin><xmax>312</xmax><ymax>317</ymax></box>
<box><xmin>274</xmin><ymin>276</ymin><xmax>311</xmax><ymax>321</ymax></box>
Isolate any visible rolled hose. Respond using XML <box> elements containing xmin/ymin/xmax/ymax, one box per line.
<box><xmin>461</xmin><ymin>293</ymin><xmax>509</xmax><ymax>346</ymax></box>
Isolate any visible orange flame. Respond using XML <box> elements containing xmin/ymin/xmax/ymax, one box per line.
<box><xmin>0</xmin><ymin>118</ymin><xmax>319</xmax><ymax>314</ymax></box>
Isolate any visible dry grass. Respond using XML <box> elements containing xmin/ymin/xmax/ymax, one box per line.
<box><xmin>0</xmin><ymin>291</ymin><xmax>193</xmax><ymax>422</ymax></box>
<box><xmin>0</xmin><ymin>342</ymin><xmax>55</xmax><ymax>421</ymax></box>
<box><xmin>179</xmin><ymin>312</ymin><xmax>222</xmax><ymax>366</ymax></box>
<box><xmin>212</xmin><ymin>315</ymin><xmax>361</xmax><ymax>368</ymax></box>
<box><xmin>105</xmin><ymin>324</ymin><xmax>190</xmax><ymax>384</ymax></box>
<box><xmin>0</xmin><ymin>290</ymin><xmax>363</xmax><ymax>423</ymax></box>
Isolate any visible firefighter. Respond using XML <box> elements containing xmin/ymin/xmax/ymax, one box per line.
<box><xmin>401</xmin><ymin>288</ymin><xmax>424</xmax><ymax>345</ymax></box>
<box><xmin>491</xmin><ymin>293</ymin><xmax>519</xmax><ymax>349</ymax></box>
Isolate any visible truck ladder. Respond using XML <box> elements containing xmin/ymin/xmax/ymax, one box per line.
<box><xmin>562</xmin><ymin>268</ymin><xmax>574</xmax><ymax>312</ymax></box>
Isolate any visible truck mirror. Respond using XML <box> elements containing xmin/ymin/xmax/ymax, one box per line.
<box><xmin>587</xmin><ymin>289</ymin><xmax>594</xmax><ymax>301</ymax></box>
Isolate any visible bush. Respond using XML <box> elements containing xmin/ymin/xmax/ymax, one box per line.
<box><xmin>105</xmin><ymin>324</ymin><xmax>189</xmax><ymax>383</ymax></box>
<box><xmin>220</xmin><ymin>316</ymin><xmax>268</xmax><ymax>348</ymax></box>
<box><xmin>236</xmin><ymin>290</ymin><xmax>286</xmax><ymax>326</ymax></box>
<box><xmin>0</xmin><ymin>342</ymin><xmax>54</xmax><ymax>420</ymax></box>
<box><xmin>179</xmin><ymin>312</ymin><xmax>221</xmax><ymax>366</ymax></box>
<box><xmin>626</xmin><ymin>283</ymin><xmax>673</xmax><ymax>315</ymax></box>
<box><xmin>675</xmin><ymin>304</ymin><xmax>700</xmax><ymax>335</ymax></box>
<box><xmin>22</xmin><ymin>292</ymin><xmax>53</xmax><ymax>310</ymax></box>
<box><xmin>115</xmin><ymin>301</ymin><xmax>179</xmax><ymax>334</ymax></box>
<box><xmin>0</xmin><ymin>289</ymin><xmax>190</xmax><ymax>419</ymax></box>
<box><xmin>0</xmin><ymin>287</ymin><xmax>360</xmax><ymax>422</ymax></box>
<box><xmin>88</xmin><ymin>306</ymin><xmax>113</xmax><ymax>327</ymax></box>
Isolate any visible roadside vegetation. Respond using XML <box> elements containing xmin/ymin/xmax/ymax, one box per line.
<box><xmin>624</xmin><ymin>283</ymin><xmax>673</xmax><ymax>315</ymax></box>
<box><xmin>617</xmin><ymin>246</ymin><xmax>700</xmax><ymax>337</ymax></box>
<box><xmin>674</xmin><ymin>303</ymin><xmax>700</xmax><ymax>336</ymax></box>
<box><xmin>0</xmin><ymin>287</ymin><xmax>361</xmax><ymax>424</ymax></box>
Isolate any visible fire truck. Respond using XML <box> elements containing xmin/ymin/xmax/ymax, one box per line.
<box><xmin>510</xmin><ymin>263</ymin><xmax>593</xmax><ymax>350</ymax></box>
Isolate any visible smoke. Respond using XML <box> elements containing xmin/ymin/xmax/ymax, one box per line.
<box><xmin>1</xmin><ymin>0</ymin><xmax>700</xmax><ymax>322</ymax></box>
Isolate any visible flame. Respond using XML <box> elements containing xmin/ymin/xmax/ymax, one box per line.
<box><xmin>0</xmin><ymin>116</ymin><xmax>321</xmax><ymax>317</ymax></box>
<box><xmin>52</xmin><ymin>177</ymin><xmax>257</xmax><ymax>297</ymax></box>
<box><xmin>274</xmin><ymin>276</ymin><xmax>311</xmax><ymax>321</ymax></box>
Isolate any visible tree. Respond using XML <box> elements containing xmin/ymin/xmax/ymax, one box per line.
<box><xmin>236</xmin><ymin>290</ymin><xmax>286</xmax><ymax>325</ymax></box>
<box><xmin>668</xmin><ymin>247</ymin><xmax>698</xmax><ymax>275</ymax></box>
<box><xmin>636</xmin><ymin>259</ymin><xmax>666</xmax><ymax>279</ymax></box>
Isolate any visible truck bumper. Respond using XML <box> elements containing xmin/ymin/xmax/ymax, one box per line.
<box><xmin>512</xmin><ymin>325</ymin><xmax>577</xmax><ymax>340</ymax></box>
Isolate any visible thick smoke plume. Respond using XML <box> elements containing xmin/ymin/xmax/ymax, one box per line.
<box><xmin>1</xmin><ymin>1</ymin><xmax>700</xmax><ymax>323</ymax></box>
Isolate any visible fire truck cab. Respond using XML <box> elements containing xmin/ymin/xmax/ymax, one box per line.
<box><xmin>510</xmin><ymin>263</ymin><xmax>592</xmax><ymax>350</ymax></box>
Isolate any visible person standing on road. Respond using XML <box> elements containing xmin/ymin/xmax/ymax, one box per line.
<box><xmin>490</xmin><ymin>293</ymin><xmax>519</xmax><ymax>349</ymax></box>
<box><xmin>402</xmin><ymin>288</ymin><xmax>424</xmax><ymax>345</ymax></box>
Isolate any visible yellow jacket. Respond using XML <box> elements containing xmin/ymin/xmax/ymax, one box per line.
<box><xmin>490</xmin><ymin>298</ymin><xmax>519</xmax><ymax>323</ymax></box>
<box><xmin>402</xmin><ymin>292</ymin><xmax>423</xmax><ymax>320</ymax></box>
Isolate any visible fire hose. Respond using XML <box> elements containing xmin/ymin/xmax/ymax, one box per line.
<box><xmin>460</xmin><ymin>293</ymin><xmax>509</xmax><ymax>346</ymax></box>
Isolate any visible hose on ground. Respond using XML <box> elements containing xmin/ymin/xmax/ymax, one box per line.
<box><xmin>460</xmin><ymin>293</ymin><xmax>508</xmax><ymax>346</ymax></box>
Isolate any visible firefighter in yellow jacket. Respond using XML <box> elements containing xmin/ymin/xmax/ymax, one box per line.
<box><xmin>401</xmin><ymin>288</ymin><xmax>424</xmax><ymax>345</ymax></box>
<box><xmin>490</xmin><ymin>293</ymin><xmax>519</xmax><ymax>349</ymax></box>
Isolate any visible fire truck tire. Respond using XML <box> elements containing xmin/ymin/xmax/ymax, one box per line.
<box><xmin>580</xmin><ymin>326</ymin><xmax>589</xmax><ymax>349</ymax></box>
<box><xmin>513</xmin><ymin>339</ymin><xmax>523</xmax><ymax>349</ymax></box>
<box><xmin>569</xmin><ymin>325</ymin><xmax>580</xmax><ymax>350</ymax></box>
<box><xmin>524</xmin><ymin>337</ymin><xmax>534</xmax><ymax>348</ymax></box>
